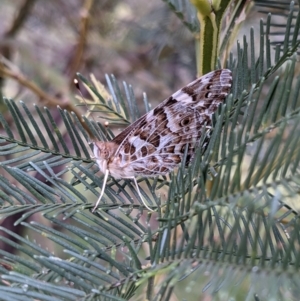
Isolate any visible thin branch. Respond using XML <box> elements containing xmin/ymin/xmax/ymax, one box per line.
<box><xmin>0</xmin><ymin>0</ymin><xmax>37</xmax><ymax>88</ymax></box>
<box><xmin>0</xmin><ymin>63</ymin><xmax>93</xmax><ymax>136</ymax></box>
<box><xmin>4</xmin><ymin>0</ymin><xmax>37</xmax><ymax>38</ymax></box>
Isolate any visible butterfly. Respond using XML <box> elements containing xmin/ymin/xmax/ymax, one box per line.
<box><xmin>91</xmin><ymin>69</ymin><xmax>232</xmax><ymax>211</ymax></box>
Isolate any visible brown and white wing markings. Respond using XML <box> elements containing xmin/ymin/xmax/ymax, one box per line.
<box><xmin>110</xmin><ymin>69</ymin><xmax>232</xmax><ymax>177</ymax></box>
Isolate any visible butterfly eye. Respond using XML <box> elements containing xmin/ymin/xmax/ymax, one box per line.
<box><xmin>101</xmin><ymin>149</ymin><xmax>108</xmax><ymax>158</ymax></box>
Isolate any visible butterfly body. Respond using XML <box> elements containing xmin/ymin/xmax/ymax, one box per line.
<box><xmin>92</xmin><ymin>69</ymin><xmax>232</xmax><ymax>211</ymax></box>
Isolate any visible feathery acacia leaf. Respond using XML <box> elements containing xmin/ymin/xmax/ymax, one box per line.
<box><xmin>0</xmin><ymin>1</ymin><xmax>300</xmax><ymax>300</ymax></box>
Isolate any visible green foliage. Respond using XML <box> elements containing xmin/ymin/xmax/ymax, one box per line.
<box><xmin>0</xmin><ymin>1</ymin><xmax>300</xmax><ymax>300</ymax></box>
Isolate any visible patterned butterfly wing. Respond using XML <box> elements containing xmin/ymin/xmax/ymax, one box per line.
<box><xmin>109</xmin><ymin>69</ymin><xmax>232</xmax><ymax>177</ymax></box>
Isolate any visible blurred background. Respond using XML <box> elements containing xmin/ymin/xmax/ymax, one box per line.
<box><xmin>0</xmin><ymin>0</ymin><xmax>202</xmax><ymax>113</ymax></box>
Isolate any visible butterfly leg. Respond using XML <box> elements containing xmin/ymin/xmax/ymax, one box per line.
<box><xmin>92</xmin><ymin>173</ymin><xmax>155</xmax><ymax>212</ymax></box>
<box><xmin>92</xmin><ymin>169</ymin><xmax>109</xmax><ymax>212</ymax></box>
<box><xmin>129</xmin><ymin>176</ymin><xmax>155</xmax><ymax>212</ymax></box>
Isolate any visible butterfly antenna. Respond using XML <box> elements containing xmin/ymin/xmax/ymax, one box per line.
<box><xmin>74</xmin><ymin>78</ymin><xmax>99</xmax><ymax>143</ymax></box>
<box><xmin>104</xmin><ymin>121</ymin><xmax>110</xmax><ymax>141</ymax></box>
<box><xmin>74</xmin><ymin>79</ymin><xmax>110</xmax><ymax>212</ymax></box>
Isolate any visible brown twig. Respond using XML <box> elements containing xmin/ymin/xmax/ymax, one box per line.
<box><xmin>0</xmin><ymin>0</ymin><xmax>37</xmax><ymax>88</ymax></box>
<box><xmin>4</xmin><ymin>0</ymin><xmax>37</xmax><ymax>38</ymax></box>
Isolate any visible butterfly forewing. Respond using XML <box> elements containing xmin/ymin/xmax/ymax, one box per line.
<box><xmin>105</xmin><ymin>69</ymin><xmax>232</xmax><ymax>177</ymax></box>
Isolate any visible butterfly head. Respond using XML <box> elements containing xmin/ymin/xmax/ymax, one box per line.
<box><xmin>93</xmin><ymin>141</ymin><xmax>118</xmax><ymax>173</ymax></box>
